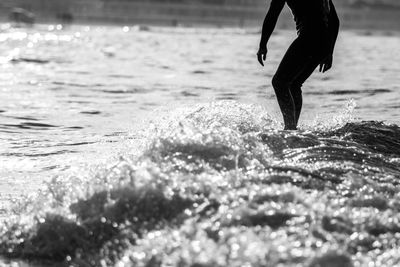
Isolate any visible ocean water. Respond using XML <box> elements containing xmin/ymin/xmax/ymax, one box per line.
<box><xmin>0</xmin><ymin>24</ymin><xmax>400</xmax><ymax>266</ymax></box>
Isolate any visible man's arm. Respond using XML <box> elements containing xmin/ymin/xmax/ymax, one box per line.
<box><xmin>257</xmin><ymin>0</ymin><xmax>285</xmax><ymax>66</ymax></box>
<box><xmin>319</xmin><ymin>0</ymin><xmax>340</xmax><ymax>72</ymax></box>
<box><xmin>327</xmin><ymin>0</ymin><xmax>340</xmax><ymax>55</ymax></box>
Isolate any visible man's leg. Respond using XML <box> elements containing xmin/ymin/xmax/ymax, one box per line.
<box><xmin>290</xmin><ymin>56</ymin><xmax>323</xmax><ymax>125</ymax></box>
<box><xmin>272</xmin><ymin>76</ymin><xmax>297</xmax><ymax>130</ymax></box>
<box><xmin>272</xmin><ymin>38</ymin><xmax>313</xmax><ymax>130</ymax></box>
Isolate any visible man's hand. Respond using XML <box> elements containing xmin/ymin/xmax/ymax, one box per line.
<box><xmin>319</xmin><ymin>54</ymin><xmax>333</xmax><ymax>73</ymax></box>
<box><xmin>257</xmin><ymin>47</ymin><xmax>268</xmax><ymax>66</ymax></box>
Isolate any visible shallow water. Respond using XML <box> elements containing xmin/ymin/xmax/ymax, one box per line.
<box><xmin>0</xmin><ymin>24</ymin><xmax>400</xmax><ymax>266</ymax></box>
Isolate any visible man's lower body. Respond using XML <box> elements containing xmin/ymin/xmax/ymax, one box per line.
<box><xmin>272</xmin><ymin>32</ymin><xmax>328</xmax><ymax>130</ymax></box>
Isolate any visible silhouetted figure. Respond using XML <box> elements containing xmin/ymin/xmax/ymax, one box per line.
<box><xmin>9</xmin><ymin>8</ymin><xmax>35</xmax><ymax>26</ymax></box>
<box><xmin>257</xmin><ymin>0</ymin><xmax>340</xmax><ymax>130</ymax></box>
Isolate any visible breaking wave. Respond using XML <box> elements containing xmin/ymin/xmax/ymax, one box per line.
<box><xmin>1</xmin><ymin>101</ymin><xmax>400</xmax><ymax>267</ymax></box>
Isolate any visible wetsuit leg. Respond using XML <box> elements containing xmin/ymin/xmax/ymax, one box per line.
<box><xmin>290</xmin><ymin>56</ymin><xmax>323</xmax><ymax>125</ymax></box>
<box><xmin>272</xmin><ymin>36</ymin><xmax>324</xmax><ymax>130</ymax></box>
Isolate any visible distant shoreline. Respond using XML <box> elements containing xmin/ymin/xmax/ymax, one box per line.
<box><xmin>0</xmin><ymin>2</ymin><xmax>399</xmax><ymax>31</ymax></box>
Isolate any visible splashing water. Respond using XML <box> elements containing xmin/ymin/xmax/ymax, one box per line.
<box><xmin>1</xmin><ymin>100</ymin><xmax>400</xmax><ymax>267</ymax></box>
<box><xmin>307</xmin><ymin>98</ymin><xmax>357</xmax><ymax>131</ymax></box>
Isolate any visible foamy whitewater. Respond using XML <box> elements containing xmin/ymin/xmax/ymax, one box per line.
<box><xmin>0</xmin><ymin>24</ymin><xmax>400</xmax><ymax>266</ymax></box>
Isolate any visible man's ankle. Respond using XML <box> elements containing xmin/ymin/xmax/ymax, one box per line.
<box><xmin>284</xmin><ymin>125</ymin><xmax>297</xmax><ymax>130</ymax></box>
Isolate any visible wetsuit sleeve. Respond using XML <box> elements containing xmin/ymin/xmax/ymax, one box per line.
<box><xmin>327</xmin><ymin>0</ymin><xmax>340</xmax><ymax>55</ymax></box>
<box><xmin>259</xmin><ymin>0</ymin><xmax>285</xmax><ymax>49</ymax></box>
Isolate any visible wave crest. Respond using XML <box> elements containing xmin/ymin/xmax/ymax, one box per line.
<box><xmin>1</xmin><ymin>101</ymin><xmax>400</xmax><ymax>266</ymax></box>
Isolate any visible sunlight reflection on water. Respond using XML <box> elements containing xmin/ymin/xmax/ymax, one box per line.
<box><xmin>0</xmin><ymin>24</ymin><xmax>400</xmax><ymax>266</ymax></box>
<box><xmin>0</xmin><ymin>23</ymin><xmax>399</xmax><ymax>207</ymax></box>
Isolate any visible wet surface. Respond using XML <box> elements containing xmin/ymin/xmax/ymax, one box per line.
<box><xmin>0</xmin><ymin>24</ymin><xmax>400</xmax><ymax>266</ymax></box>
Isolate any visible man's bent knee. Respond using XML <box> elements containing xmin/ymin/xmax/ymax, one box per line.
<box><xmin>272</xmin><ymin>75</ymin><xmax>291</xmax><ymax>92</ymax></box>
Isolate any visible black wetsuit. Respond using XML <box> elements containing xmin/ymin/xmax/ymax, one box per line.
<box><xmin>259</xmin><ymin>0</ymin><xmax>340</xmax><ymax>129</ymax></box>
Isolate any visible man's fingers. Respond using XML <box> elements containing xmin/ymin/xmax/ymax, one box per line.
<box><xmin>325</xmin><ymin>66</ymin><xmax>331</xmax><ymax>71</ymax></box>
<box><xmin>257</xmin><ymin>54</ymin><xmax>264</xmax><ymax>66</ymax></box>
<box><xmin>257</xmin><ymin>49</ymin><xmax>267</xmax><ymax>66</ymax></box>
<box><xmin>323</xmin><ymin>62</ymin><xmax>332</xmax><ymax>73</ymax></box>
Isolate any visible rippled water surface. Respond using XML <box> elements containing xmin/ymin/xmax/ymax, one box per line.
<box><xmin>0</xmin><ymin>24</ymin><xmax>400</xmax><ymax>266</ymax></box>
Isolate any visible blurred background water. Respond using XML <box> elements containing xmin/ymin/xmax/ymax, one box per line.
<box><xmin>0</xmin><ymin>1</ymin><xmax>400</xmax><ymax>266</ymax></box>
<box><xmin>1</xmin><ymin>0</ymin><xmax>400</xmax><ymax>29</ymax></box>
